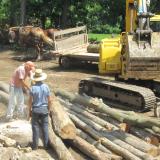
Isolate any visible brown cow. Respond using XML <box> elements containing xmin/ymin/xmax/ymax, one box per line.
<box><xmin>8</xmin><ymin>26</ymin><xmax>54</xmax><ymax>61</ymax></box>
<box><xmin>44</xmin><ymin>28</ymin><xmax>60</xmax><ymax>41</ymax></box>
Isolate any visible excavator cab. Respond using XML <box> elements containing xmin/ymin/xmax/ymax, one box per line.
<box><xmin>150</xmin><ymin>15</ymin><xmax>160</xmax><ymax>32</ymax></box>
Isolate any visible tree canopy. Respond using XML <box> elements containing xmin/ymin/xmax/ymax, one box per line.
<box><xmin>0</xmin><ymin>0</ymin><xmax>159</xmax><ymax>34</ymax></box>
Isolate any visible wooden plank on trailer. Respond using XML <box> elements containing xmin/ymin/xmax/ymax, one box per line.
<box><xmin>55</xmin><ymin>34</ymin><xmax>88</xmax><ymax>51</ymax></box>
<box><xmin>54</xmin><ymin>26</ymin><xmax>87</xmax><ymax>37</ymax></box>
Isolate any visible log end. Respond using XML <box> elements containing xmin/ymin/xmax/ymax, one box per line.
<box><xmin>148</xmin><ymin>147</ymin><xmax>160</xmax><ymax>157</ymax></box>
<box><xmin>145</xmin><ymin>136</ymin><xmax>159</xmax><ymax>146</ymax></box>
<box><xmin>60</xmin><ymin>124</ymin><xmax>77</xmax><ymax>140</ymax></box>
<box><xmin>119</xmin><ymin>123</ymin><xmax>130</xmax><ymax>132</ymax></box>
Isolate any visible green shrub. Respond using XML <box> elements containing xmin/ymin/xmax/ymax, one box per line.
<box><xmin>90</xmin><ymin>24</ymin><xmax>121</xmax><ymax>34</ymax></box>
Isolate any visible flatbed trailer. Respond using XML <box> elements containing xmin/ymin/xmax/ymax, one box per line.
<box><xmin>52</xmin><ymin>25</ymin><xmax>99</xmax><ymax>68</ymax></box>
<box><xmin>58</xmin><ymin>52</ymin><xmax>99</xmax><ymax>68</ymax></box>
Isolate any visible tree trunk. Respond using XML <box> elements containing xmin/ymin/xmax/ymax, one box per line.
<box><xmin>58</xmin><ymin>98</ymin><xmax>117</xmax><ymax>131</ymax></box>
<box><xmin>72</xmin><ymin>136</ymin><xmax>112</xmax><ymax>160</ymax></box>
<box><xmin>20</xmin><ymin>0</ymin><xmax>26</xmax><ymax>25</ymax></box>
<box><xmin>50</xmin><ymin>97</ymin><xmax>76</xmax><ymax>139</ymax></box>
<box><xmin>130</xmin><ymin>126</ymin><xmax>159</xmax><ymax>146</ymax></box>
<box><xmin>109</xmin><ymin>130</ymin><xmax>159</xmax><ymax>154</ymax></box>
<box><xmin>77</xmin><ymin>129</ymin><xmax>122</xmax><ymax>160</ymax></box>
<box><xmin>0</xmin><ymin>90</ymin><xmax>9</xmax><ymax>106</ymax></box>
<box><xmin>61</xmin><ymin>0</ymin><xmax>70</xmax><ymax>29</ymax></box>
<box><xmin>48</xmin><ymin>117</ymin><xmax>76</xmax><ymax>160</ymax></box>
<box><xmin>0</xmin><ymin>81</ymin><xmax>9</xmax><ymax>94</ymax></box>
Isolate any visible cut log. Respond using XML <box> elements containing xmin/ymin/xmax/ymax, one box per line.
<box><xmin>50</xmin><ymin>97</ymin><xmax>76</xmax><ymax>139</ymax></box>
<box><xmin>72</xmin><ymin>136</ymin><xmax>112</xmax><ymax>160</ymax></box>
<box><xmin>0</xmin><ymin>81</ymin><xmax>9</xmax><ymax>94</ymax></box>
<box><xmin>95</xmin><ymin>112</ymin><xmax>160</xmax><ymax>147</ymax></box>
<box><xmin>90</xmin><ymin>111</ymin><xmax>120</xmax><ymax>128</ymax></box>
<box><xmin>109</xmin><ymin>130</ymin><xmax>159</xmax><ymax>155</ymax></box>
<box><xmin>144</xmin><ymin>128</ymin><xmax>160</xmax><ymax>140</ymax></box>
<box><xmin>68</xmin><ymin>109</ymin><xmax>153</xmax><ymax>159</ymax></box>
<box><xmin>92</xmin><ymin>112</ymin><xmax>160</xmax><ymax>147</ymax></box>
<box><xmin>55</xmin><ymin>89</ymin><xmax>160</xmax><ymax>132</ymax></box>
<box><xmin>68</xmin><ymin>147</ymin><xmax>92</xmax><ymax>160</ymax></box>
<box><xmin>60</xmin><ymin>97</ymin><xmax>159</xmax><ymax>157</ymax></box>
<box><xmin>48</xmin><ymin>117</ymin><xmax>76</xmax><ymax>160</ymax></box>
<box><xmin>77</xmin><ymin>129</ymin><xmax>122</xmax><ymax>160</ymax></box>
<box><xmin>119</xmin><ymin>123</ymin><xmax>130</xmax><ymax>132</ymax></box>
<box><xmin>0</xmin><ymin>90</ymin><xmax>9</xmax><ymax>105</ymax></box>
<box><xmin>130</xmin><ymin>127</ymin><xmax>159</xmax><ymax>146</ymax></box>
<box><xmin>87</xmin><ymin>44</ymin><xmax>100</xmax><ymax>53</ymax></box>
<box><xmin>58</xmin><ymin>97</ymin><xmax>117</xmax><ymax>131</ymax></box>
<box><xmin>77</xmin><ymin>129</ymin><xmax>112</xmax><ymax>154</ymax></box>
<box><xmin>68</xmin><ymin>113</ymin><xmax>143</xmax><ymax>160</ymax></box>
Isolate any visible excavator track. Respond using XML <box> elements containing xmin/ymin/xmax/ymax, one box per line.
<box><xmin>79</xmin><ymin>77</ymin><xmax>156</xmax><ymax>111</ymax></box>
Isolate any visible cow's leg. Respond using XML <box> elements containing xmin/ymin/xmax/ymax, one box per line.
<box><xmin>36</xmin><ymin>44</ymin><xmax>41</xmax><ymax>61</ymax></box>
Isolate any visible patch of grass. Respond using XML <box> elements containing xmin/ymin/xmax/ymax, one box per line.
<box><xmin>88</xmin><ymin>33</ymin><xmax>119</xmax><ymax>43</ymax></box>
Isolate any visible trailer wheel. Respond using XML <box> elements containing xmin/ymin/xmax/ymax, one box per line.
<box><xmin>59</xmin><ymin>56</ymin><xmax>71</xmax><ymax>69</ymax></box>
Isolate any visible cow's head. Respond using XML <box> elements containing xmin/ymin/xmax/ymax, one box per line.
<box><xmin>8</xmin><ymin>27</ymin><xmax>20</xmax><ymax>43</ymax></box>
<box><xmin>8</xmin><ymin>30</ymin><xmax>16</xmax><ymax>43</ymax></box>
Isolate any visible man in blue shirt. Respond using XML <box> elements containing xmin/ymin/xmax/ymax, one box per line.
<box><xmin>28</xmin><ymin>69</ymin><xmax>52</xmax><ymax>150</ymax></box>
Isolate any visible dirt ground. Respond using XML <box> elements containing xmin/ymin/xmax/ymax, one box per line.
<box><xmin>0</xmin><ymin>47</ymin><xmax>99</xmax><ymax>93</ymax></box>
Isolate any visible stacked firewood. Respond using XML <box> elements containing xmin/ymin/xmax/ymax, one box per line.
<box><xmin>1</xmin><ymin>81</ymin><xmax>160</xmax><ymax>160</ymax></box>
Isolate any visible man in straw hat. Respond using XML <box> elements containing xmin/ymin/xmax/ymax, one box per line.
<box><xmin>28</xmin><ymin>69</ymin><xmax>52</xmax><ymax>150</ymax></box>
<box><xmin>6</xmin><ymin>61</ymin><xmax>35</xmax><ymax>121</ymax></box>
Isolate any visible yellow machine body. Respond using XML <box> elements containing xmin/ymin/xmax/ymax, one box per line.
<box><xmin>99</xmin><ymin>37</ymin><xmax>122</xmax><ymax>74</ymax></box>
<box><xmin>99</xmin><ymin>0</ymin><xmax>160</xmax><ymax>80</ymax></box>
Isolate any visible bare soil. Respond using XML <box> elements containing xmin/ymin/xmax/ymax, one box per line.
<box><xmin>0</xmin><ymin>48</ymin><xmax>99</xmax><ymax>93</ymax></box>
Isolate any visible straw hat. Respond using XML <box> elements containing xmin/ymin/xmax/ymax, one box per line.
<box><xmin>31</xmin><ymin>69</ymin><xmax>47</xmax><ymax>81</ymax></box>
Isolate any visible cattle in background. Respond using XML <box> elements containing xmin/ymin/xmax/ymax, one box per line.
<box><xmin>8</xmin><ymin>26</ymin><xmax>54</xmax><ymax>61</ymax></box>
<box><xmin>0</xmin><ymin>29</ymin><xmax>10</xmax><ymax>45</ymax></box>
<box><xmin>44</xmin><ymin>28</ymin><xmax>60</xmax><ymax>41</ymax></box>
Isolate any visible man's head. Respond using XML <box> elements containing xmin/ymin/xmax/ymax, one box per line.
<box><xmin>24</xmin><ymin>61</ymin><xmax>35</xmax><ymax>73</ymax></box>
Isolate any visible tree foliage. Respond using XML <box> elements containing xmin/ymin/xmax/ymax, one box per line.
<box><xmin>0</xmin><ymin>0</ymin><xmax>159</xmax><ymax>33</ymax></box>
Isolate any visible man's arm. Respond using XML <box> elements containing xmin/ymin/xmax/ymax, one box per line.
<box><xmin>28</xmin><ymin>95</ymin><xmax>33</xmax><ymax>120</ymax></box>
<box><xmin>47</xmin><ymin>96</ymin><xmax>52</xmax><ymax>113</ymax></box>
<box><xmin>21</xmin><ymin>79</ymin><xmax>30</xmax><ymax>90</ymax></box>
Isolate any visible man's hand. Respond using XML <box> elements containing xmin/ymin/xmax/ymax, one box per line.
<box><xmin>28</xmin><ymin>110</ymin><xmax>32</xmax><ymax>121</ymax></box>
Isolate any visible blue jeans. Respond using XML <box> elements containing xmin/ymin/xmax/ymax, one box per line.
<box><xmin>31</xmin><ymin>112</ymin><xmax>49</xmax><ymax>149</ymax></box>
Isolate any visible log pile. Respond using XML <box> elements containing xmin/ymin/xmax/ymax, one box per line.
<box><xmin>55</xmin><ymin>88</ymin><xmax>160</xmax><ymax>160</ymax></box>
<box><xmin>1</xmin><ymin>81</ymin><xmax>160</xmax><ymax>160</ymax></box>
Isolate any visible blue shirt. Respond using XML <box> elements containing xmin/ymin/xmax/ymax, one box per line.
<box><xmin>30</xmin><ymin>82</ymin><xmax>50</xmax><ymax>114</ymax></box>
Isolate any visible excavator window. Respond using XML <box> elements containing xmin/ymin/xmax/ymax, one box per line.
<box><xmin>150</xmin><ymin>21</ymin><xmax>160</xmax><ymax>32</ymax></box>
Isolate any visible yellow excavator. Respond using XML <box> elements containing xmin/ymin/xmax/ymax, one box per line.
<box><xmin>79</xmin><ymin>0</ymin><xmax>160</xmax><ymax>112</ymax></box>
